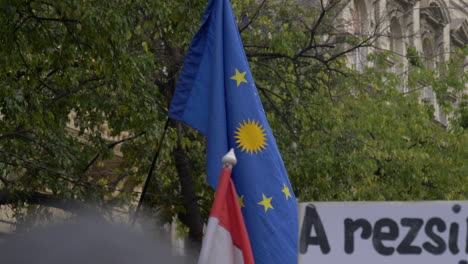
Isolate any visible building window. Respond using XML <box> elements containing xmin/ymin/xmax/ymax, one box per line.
<box><xmin>352</xmin><ymin>0</ymin><xmax>369</xmax><ymax>71</ymax></box>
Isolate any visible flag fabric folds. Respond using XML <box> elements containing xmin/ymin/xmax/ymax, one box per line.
<box><xmin>198</xmin><ymin>150</ymin><xmax>254</xmax><ymax>264</ymax></box>
<box><xmin>169</xmin><ymin>0</ymin><xmax>298</xmax><ymax>263</ymax></box>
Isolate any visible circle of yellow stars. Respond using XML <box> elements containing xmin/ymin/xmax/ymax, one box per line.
<box><xmin>258</xmin><ymin>193</ymin><xmax>274</xmax><ymax>212</ymax></box>
<box><xmin>229</xmin><ymin>68</ymin><xmax>293</xmax><ymax>213</ymax></box>
<box><xmin>237</xmin><ymin>183</ymin><xmax>292</xmax><ymax>213</ymax></box>
<box><xmin>231</xmin><ymin>69</ymin><xmax>268</xmax><ymax>154</ymax></box>
<box><xmin>230</xmin><ymin>68</ymin><xmax>248</xmax><ymax>87</ymax></box>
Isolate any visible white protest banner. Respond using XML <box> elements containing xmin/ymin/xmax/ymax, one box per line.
<box><xmin>298</xmin><ymin>201</ymin><xmax>468</xmax><ymax>264</ymax></box>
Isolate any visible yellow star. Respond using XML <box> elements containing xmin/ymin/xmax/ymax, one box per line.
<box><xmin>238</xmin><ymin>195</ymin><xmax>245</xmax><ymax>208</ymax></box>
<box><xmin>230</xmin><ymin>68</ymin><xmax>248</xmax><ymax>87</ymax></box>
<box><xmin>281</xmin><ymin>183</ymin><xmax>292</xmax><ymax>200</ymax></box>
<box><xmin>257</xmin><ymin>193</ymin><xmax>274</xmax><ymax>212</ymax></box>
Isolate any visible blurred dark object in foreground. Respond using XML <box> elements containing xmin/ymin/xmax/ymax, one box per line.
<box><xmin>0</xmin><ymin>216</ymin><xmax>192</xmax><ymax>264</ymax></box>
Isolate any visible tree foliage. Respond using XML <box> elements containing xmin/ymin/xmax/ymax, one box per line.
<box><xmin>0</xmin><ymin>0</ymin><xmax>467</xmax><ymax>242</ymax></box>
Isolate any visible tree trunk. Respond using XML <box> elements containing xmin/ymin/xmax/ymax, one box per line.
<box><xmin>173</xmin><ymin>132</ymin><xmax>203</xmax><ymax>251</ymax></box>
<box><xmin>165</xmin><ymin>43</ymin><xmax>203</xmax><ymax>251</ymax></box>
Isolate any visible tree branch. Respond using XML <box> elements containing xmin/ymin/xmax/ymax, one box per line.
<box><xmin>30</xmin><ymin>14</ymin><xmax>79</xmax><ymax>23</ymax></box>
<box><xmin>257</xmin><ymin>83</ymin><xmax>299</xmax><ymax>141</ymax></box>
<box><xmin>0</xmin><ymin>129</ymin><xmax>31</xmax><ymax>141</ymax></box>
<box><xmin>0</xmin><ymin>150</ymin><xmax>160</xmax><ymax>196</ymax></box>
<box><xmin>83</xmin><ymin>132</ymin><xmax>146</xmax><ymax>173</ymax></box>
<box><xmin>0</xmin><ymin>175</ymin><xmax>10</xmax><ymax>187</ymax></box>
<box><xmin>0</xmin><ymin>190</ymin><xmax>86</xmax><ymax>212</ymax></box>
<box><xmin>239</xmin><ymin>0</ymin><xmax>268</xmax><ymax>33</ymax></box>
<box><xmin>50</xmin><ymin>76</ymin><xmax>102</xmax><ymax>102</ymax></box>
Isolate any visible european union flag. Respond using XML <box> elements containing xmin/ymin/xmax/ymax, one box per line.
<box><xmin>169</xmin><ymin>0</ymin><xmax>298</xmax><ymax>263</ymax></box>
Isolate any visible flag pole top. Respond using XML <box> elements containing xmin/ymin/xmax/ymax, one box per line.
<box><xmin>222</xmin><ymin>148</ymin><xmax>237</xmax><ymax>169</ymax></box>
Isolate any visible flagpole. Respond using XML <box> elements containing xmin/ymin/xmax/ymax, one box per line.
<box><xmin>132</xmin><ymin>117</ymin><xmax>170</xmax><ymax>225</ymax></box>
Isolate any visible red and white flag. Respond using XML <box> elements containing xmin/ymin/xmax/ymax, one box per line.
<box><xmin>198</xmin><ymin>150</ymin><xmax>254</xmax><ymax>264</ymax></box>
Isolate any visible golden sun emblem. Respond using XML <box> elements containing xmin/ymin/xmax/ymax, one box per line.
<box><xmin>234</xmin><ymin>119</ymin><xmax>268</xmax><ymax>154</ymax></box>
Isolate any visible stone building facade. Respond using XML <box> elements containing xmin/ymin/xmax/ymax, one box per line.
<box><xmin>342</xmin><ymin>0</ymin><xmax>467</xmax><ymax>126</ymax></box>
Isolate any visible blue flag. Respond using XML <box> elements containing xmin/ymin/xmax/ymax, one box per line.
<box><xmin>169</xmin><ymin>0</ymin><xmax>298</xmax><ymax>263</ymax></box>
